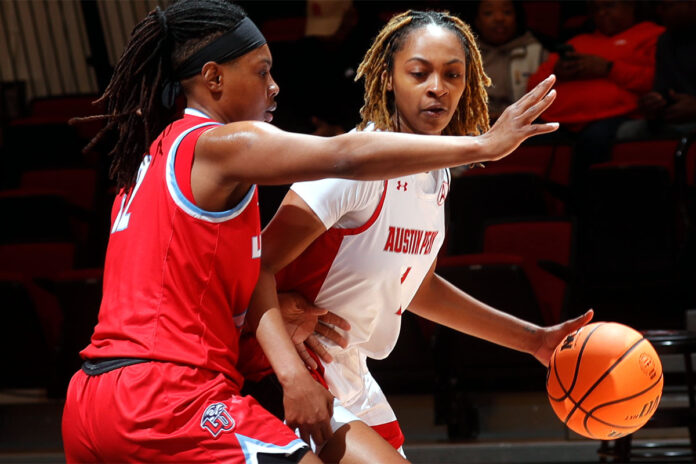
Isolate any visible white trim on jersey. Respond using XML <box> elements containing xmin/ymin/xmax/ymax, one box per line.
<box><xmin>235</xmin><ymin>434</ymin><xmax>307</xmax><ymax>464</ymax></box>
<box><xmin>165</xmin><ymin>121</ymin><xmax>257</xmax><ymax>223</ymax></box>
<box><xmin>184</xmin><ymin>107</ymin><xmax>212</xmax><ymax>119</ymax></box>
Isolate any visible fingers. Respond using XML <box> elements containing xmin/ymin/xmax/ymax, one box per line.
<box><xmin>303</xmin><ymin>306</ymin><xmax>329</xmax><ymax>316</ymax></box>
<box><xmin>307</xmin><ymin>335</ymin><xmax>334</xmax><ymax>363</ymax></box>
<box><xmin>295</xmin><ymin>398</ymin><xmax>335</xmax><ymax>447</ymax></box>
<box><xmin>316</xmin><ymin>321</ymin><xmax>349</xmax><ymax>348</ymax></box>
<box><xmin>295</xmin><ymin>342</ymin><xmax>318</xmax><ymax>370</ymax></box>
<box><xmin>319</xmin><ymin>312</ymin><xmax>351</xmax><ymax>331</ymax></box>
<box><xmin>517</xmin><ymin>74</ymin><xmax>556</xmax><ymax>110</ymax></box>
<box><xmin>580</xmin><ymin>308</ymin><xmax>594</xmax><ymax>324</ymax></box>
<box><xmin>529</xmin><ymin>122</ymin><xmax>560</xmax><ymax>137</ymax></box>
<box><xmin>522</xmin><ymin>88</ymin><xmax>557</xmax><ymax>122</ymax></box>
<box><xmin>566</xmin><ymin>309</ymin><xmax>594</xmax><ymax>331</ymax></box>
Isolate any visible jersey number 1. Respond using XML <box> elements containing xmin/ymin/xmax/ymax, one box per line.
<box><xmin>111</xmin><ymin>155</ymin><xmax>152</xmax><ymax>233</ymax></box>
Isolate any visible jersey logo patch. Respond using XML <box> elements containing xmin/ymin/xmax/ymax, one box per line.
<box><xmin>201</xmin><ymin>402</ymin><xmax>236</xmax><ymax>438</ymax></box>
<box><xmin>396</xmin><ymin>181</ymin><xmax>408</xmax><ymax>191</ymax></box>
<box><xmin>396</xmin><ymin>307</ymin><xmax>403</xmax><ymax>316</ymax></box>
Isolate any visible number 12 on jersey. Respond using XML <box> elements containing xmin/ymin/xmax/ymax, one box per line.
<box><xmin>111</xmin><ymin>155</ymin><xmax>152</xmax><ymax>233</ymax></box>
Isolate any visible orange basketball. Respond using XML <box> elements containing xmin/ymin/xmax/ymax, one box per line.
<box><xmin>546</xmin><ymin>322</ymin><xmax>663</xmax><ymax>440</ymax></box>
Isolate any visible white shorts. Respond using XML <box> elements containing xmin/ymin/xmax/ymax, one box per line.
<box><xmin>321</xmin><ymin>346</ymin><xmax>397</xmax><ymax>427</ymax></box>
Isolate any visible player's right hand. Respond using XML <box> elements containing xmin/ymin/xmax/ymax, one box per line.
<box><xmin>480</xmin><ymin>74</ymin><xmax>558</xmax><ymax>162</ymax></box>
<box><xmin>282</xmin><ymin>369</ymin><xmax>334</xmax><ymax>447</ymax></box>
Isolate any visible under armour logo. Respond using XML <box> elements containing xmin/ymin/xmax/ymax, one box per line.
<box><xmin>397</xmin><ymin>181</ymin><xmax>408</xmax><ymax>191</ymax></box>
<box><xmin>201</xmin><ymin>402</ymin><xmax>235</xmax><ymax>438</ymax></box>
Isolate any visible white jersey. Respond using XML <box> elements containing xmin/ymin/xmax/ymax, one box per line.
<box><xmin>278</xmin><ymin>169</ymin><xmax>449</xmax><ymax>359</ymax></box>
<box><xmin>276</xmin><ymin>168</ymin><xmax>449</xmax><ymax>428</ymax></box>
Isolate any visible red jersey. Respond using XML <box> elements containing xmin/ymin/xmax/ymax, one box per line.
<box><xmin>82</xmin><ymin>109</ymin><xmax>261</xmax><ymax>390</ymax></box>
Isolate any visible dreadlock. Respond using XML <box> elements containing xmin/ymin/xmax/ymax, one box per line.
<box><xmin>77</xmin><ymin>0</ymin><xmax>246</xmax><ymax>189</ymax></box>
<box><xmin>355</xmin><ymin>10</ymin><xmax>491</xmax><ymax>137</ymax></box>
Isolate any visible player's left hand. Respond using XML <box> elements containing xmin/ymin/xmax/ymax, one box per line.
<box><xmin>533</xmin><ymin>309</ymin><xmax>594</xmax><ymax>367</ymax></box>
<box><xmin>278</xmin><ymin>292</ymin><xmax>351</xmax><ymax>368</ymax></box>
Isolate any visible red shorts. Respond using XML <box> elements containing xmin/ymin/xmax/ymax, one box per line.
<box><xmin>62</xmin><ymin>361</ymin><xmax>308</xmax><ymax>463</ymax></box>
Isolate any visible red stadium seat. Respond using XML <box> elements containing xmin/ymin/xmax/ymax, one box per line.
<box><xmin>610</xmin><ymin>139</ymin><xmax>678</xmax><ymax>180</ymax></box>
<box><xmin>483</xmin><ymin>220</ymin><xmax>574</xmax><ymax>325</ymax></box>
<box><xmin>20</xmin><ymin>168</ymin><xmax>98</xmax><ymax>212</ymax></box>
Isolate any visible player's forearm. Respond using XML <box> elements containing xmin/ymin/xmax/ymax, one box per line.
<box><xmin>248</xmin><ymin>271</ymin><xmax>313</xmax><ymax>385</ymax></box>
<box><xmin>409</xmin><ymin>274</ymin><xmax>543</xmax><ymax>355</ymax></box>
<box><xmin>205</xmin><ymin>121</ymin><xmax>490</xmax><ymax>185</ymax></box>
<box><xmin>327</xmin><ymin>131</ymin><xmax>489</xmax><ymax>180</ymax></box>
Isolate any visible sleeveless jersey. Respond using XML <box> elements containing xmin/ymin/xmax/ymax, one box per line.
<box><xmin>277</xmin><ymin>169</ymin><xmax>450</xmax><ymax>360</ymax></box>
<box><xmin>82</xmin><ymin>109</ymin><xmax>261</xmax><ymax>390</ymax></box>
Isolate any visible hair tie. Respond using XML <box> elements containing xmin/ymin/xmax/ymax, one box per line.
<box><xmin>161</xmin><ymin>79</ymin><xmax>181</xmax><ymax>109</ymax></box>
<box><xmin>155</xmin><ymin>6</ymin><xmax>168</xmax><ymax>38</ymax></box>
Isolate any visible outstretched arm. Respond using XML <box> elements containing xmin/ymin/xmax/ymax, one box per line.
<box><xmin>408</xmin><ymin>261</ymin><xmax>593</xmax><ymax>367</ymax></box>
<box><xmin>196</xmin><ymin>75</ymin><xmax>558</xmax><ymax>187</ymax></box>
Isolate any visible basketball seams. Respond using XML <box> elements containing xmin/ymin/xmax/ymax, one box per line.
<box><xmin>563</xmin><ymin>336</ymin><xmax>647</xmax><ymax>425</ymax></box>
<box><xmin>581</xmin><ymin>372</ymin><xmax>663</xmax><ymax>439</ymax></box>
<box><xmin>548</xmin><ymin>324</ymin><xmax>602</xmax><ymax>403</ymax></box>
<box><xmin>548</xmin><ymin>349</ymin><xmax>567</xmax><ymax>402</ymax></box>
<box><xmin>565</xmin><ymin>324</ymin><xmax>602</xmax><ymax>400</ymax></box>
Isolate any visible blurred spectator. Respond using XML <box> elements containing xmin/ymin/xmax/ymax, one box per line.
<box><xmin>305</xmin><ymin>0</ymin><xmax>353</xmax><ymax>38</ymax></box>
<box><xmin>527</xmin><ymin>0</ymin><xmax>664</xmax><ymax>186</ymax></box>
<box><xmin>262</xmin><ymin>0</ymin><xmax>381</xmax><ymax>135</ymax></box>
<box><xmin>528</xmin><ymin>0</ymin><xmax>663</xmax><ymax>127</ymax></box>
<box><xmin>617</xmin><ymin>0</ymin><xmax>696</xmax><ymax>140</ymax></box>
<box><xmin>470</xmin><ymin>0</ymin><xmax>548</xmax><ymax>120</ymax></box>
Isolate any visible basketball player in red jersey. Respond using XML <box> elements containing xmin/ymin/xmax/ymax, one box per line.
<box><xmin>249</xmin><ymin>10</ymin><xmax>593</xmax><ymax>463</ymax></box>
<box><xmin>60</xmin><ymin>1</ymin><xmax>561</xmax><ymax>462</ymax></box>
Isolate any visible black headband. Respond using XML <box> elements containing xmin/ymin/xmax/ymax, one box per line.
<box><xmin>173</xmin><ymin>17</ymin><xmax>266</xmax><ymax>80</ymax></box>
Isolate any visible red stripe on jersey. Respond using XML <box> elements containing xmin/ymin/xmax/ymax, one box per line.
<box><xmin>276</xmin><ymin>180</ymin><xmax>388</xmax><ymax>301</ymax></box>
<box><xmin>400</xmin><ymin>266</ymin><xmax>412</xmax><ymax>283</ymax></box>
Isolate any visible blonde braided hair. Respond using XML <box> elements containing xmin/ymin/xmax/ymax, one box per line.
<box><xmin>355</xmin><ymin>10</ymin><xmax>491</xmax><ymax>136</ymax></box>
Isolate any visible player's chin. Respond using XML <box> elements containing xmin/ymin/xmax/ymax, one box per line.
<box><xmin>416</xmin><ymin>119</ymin><xmax>448</xmax><ymax>136</ymax></box>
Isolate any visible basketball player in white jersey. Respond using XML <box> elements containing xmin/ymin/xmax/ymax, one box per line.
<box><xmin>247</xmin><ymin>10</ymin><xmax>593</xmax><ymax>463</ymax></box>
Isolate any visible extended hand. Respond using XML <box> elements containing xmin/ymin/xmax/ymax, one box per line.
<box><xmin>533</xmin><ymin>309</ymin><xmax>594</xmax><ymax>367</ymax></box>
<box><xmin>481</xmin><ymin>74</ymin><xmax>558</xmax><ymax>161</ymax></box>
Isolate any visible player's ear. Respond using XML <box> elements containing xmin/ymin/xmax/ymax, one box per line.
<box><xmin>201</xmin><ymin>62</ymin><xmax>223</xmax><ymax>91</ymax></box>
<box><xmin>382</xmin><ymin>70</ymin><xmax>393</xmax><ymax>92</ymax></box>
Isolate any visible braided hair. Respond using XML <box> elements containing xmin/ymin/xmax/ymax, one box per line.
<box><xmin>81</xmin><ymin>0</ymin><xmax>246</xmax><ymax>189</ymax></box>
<box><xmin>355</xmin><ymin>10</ymin><xmax>491</xmax><ymax>137</ymax></box>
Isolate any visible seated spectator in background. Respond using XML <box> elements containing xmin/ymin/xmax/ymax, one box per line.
<box><xmin>528</xmin><ymin>0</ymin><xmax>663</xmax><ymax>127</ymax></box>
<box><xmin>471</xmin><ymin>0</ymin><xmax>547</xmax><ymax>120</ymax></box>
<box><xmin>527</xmin><ymin>0</ymin><xmax>664</xmax><ymax>186</ymax></box>
<box><xmin>617</xmin><ymin>0</ymin><xmax>696</xmax><ymax>140</ymax></box>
